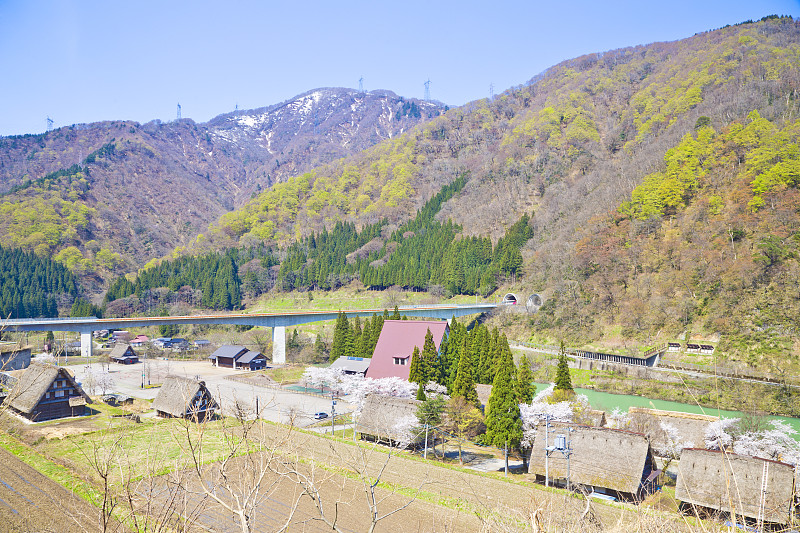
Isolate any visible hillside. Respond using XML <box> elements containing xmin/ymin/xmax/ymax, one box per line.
<box><xmin>193</xmin><ymin>17</ymin><xmax>800</xmax><ymax>364</ymax></box>
<box><xmin>0</xmin><ymin>89</ymin><xmax>443</xmax><ymax>282</ymax></box>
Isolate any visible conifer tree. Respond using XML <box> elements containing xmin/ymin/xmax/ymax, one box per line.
<box><xmin>515</xmin><ymin>354</ymin><xmax>535</xmax><ymax>404</ymax></box>
<box><xmin>485</xmin><ymin>343</ymin><xmax>522</xmax><ymax>471</ymax></box>
<box><xmin>330</xmin><ymin>311</ymin><xmax>352</xmax><ymax>362</ymax></box>
<box><xmin>554</xmin><ymin>341</ymin><xmax>573</xmax><ymax>393</ymax></box>
<box><xmin>416</xmin><ymin>382</ymin><xmax>427</xmax><ymax>401</ymax></box>
<box><xmin>392</xmin><ymin>305</ymin><xmax>401</xmax><ymax>320</ymax></box>
<box><xmin>420</xmin><ymin>328</ymin><xmax>439</xmax><ymax>385</ymax></box>
<box><xmin>451</xmin><ymin>336</ymin><xmax>479</xmax><ymax>406</ymax></box>
<box><xmin>408</xmin><ymin>346</ymin><xmax>423</xmax><ymax>384</ymax></box>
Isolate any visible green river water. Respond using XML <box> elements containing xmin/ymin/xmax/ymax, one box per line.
<box><xmin>533</xmin><ymin>383</ymin><xmax>800</xmax><ymax>436</ymax></box>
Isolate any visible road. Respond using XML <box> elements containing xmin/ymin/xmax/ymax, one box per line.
<box><xmin>68</xmin><ymin>360</ymin><xmax>350</xmax><ymax>427</ymax></box>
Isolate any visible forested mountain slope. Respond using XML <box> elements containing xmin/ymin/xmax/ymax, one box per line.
<box><xmin>0</xmin><ymin>89</ymin><xmax>442</xmax><ymax>279</ymax></box>
<box><xmin>196</xmin><ymin>17</ymin><xmax>800</xmax><ymax>360</ymax></box>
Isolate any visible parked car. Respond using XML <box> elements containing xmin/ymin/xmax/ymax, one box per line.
<box><xmin>313</xmin><ymin>412</ymin><xmax>329</xmax><ymax>420</ymax></box>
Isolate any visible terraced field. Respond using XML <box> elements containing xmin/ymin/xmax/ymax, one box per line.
<box><xmin>0</xmin><ymin>447</ymin><xmax>99</xmax><ymax>532</ymax></box>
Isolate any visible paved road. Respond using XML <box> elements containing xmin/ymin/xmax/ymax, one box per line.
<box><xmin>69</xmin><ymin>360</ymin><xmax>350</xmax><ymax>427</ymax></box>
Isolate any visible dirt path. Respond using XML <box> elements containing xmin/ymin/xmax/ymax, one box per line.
<box><xmin>0</xmin><ymin>447</ymin><xmax>100</xmax><ymax>532</ymax></box>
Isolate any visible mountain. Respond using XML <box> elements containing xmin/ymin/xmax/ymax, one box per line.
<box><xmin>0</xmin><ymin>88</ymin><xmax>444</xmax><ymax>282</ymax></box>
<box><xmin>195</xmin><ymin>16</ymin><xmax>800</xmax><ymax>363</ymax></box>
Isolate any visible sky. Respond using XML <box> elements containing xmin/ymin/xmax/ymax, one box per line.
<box><xmin>1</xmin><ymin>0</ymin><xmax>798</xmax><ymax>137</ymax></box>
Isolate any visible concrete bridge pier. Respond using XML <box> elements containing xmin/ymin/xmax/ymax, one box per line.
<box><xmin>80</xmin><ymin>331</ymin><xmax>93</xmax><ymax>359</ymax></box>
<box><xmin>272</xmin><ymin>326</ymin><xmax>285</xmax><ymax>365</ymax></box>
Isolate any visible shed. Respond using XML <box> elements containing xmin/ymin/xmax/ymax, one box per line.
<box><xmin>528</xmin><ymin>423</ymin><xmax>660</xmax><ymax>500</ymax></box>
<box><xmin>627</xmin><ymin>408</ymin><xmax>717</xmax><ymax>456</ymax></box>
<box><xmin>152</xmin><ymin>376</ymin><xmax>218</xmax><ymax>421</ymax></box>
<box><xmin>366</xmin><ymin>320</ymin><xmax>449</xmax><ymax>380</ymax></box>
<box><xmin>329</xmin><ymin>356</ymin><xmax>370</xmax><ymax>376</ymax></box>
<box><xmin>4</xmin><ymin>363</ymin><xmax>92</xmax><ymax>422</ymax></box>
<box><xmin>109</xmin><ymin>344</ymin><xmax>139</xmax><ymax>365</ymax></box>
<box><xmin>236</xmin><ymin>350</ymin><xmax>267</xmax><ymax>371</ymax></box>
<box><xmin>676</xmin><ymin>448</ymin><xmax>795</xmax><ymax>525</ymax></box>
<box><xmin>667</xmin><ymin>342</ymin><xmax>681</xmax><ymax>352</ymax></box>
<box><xmin>209</xmin><ymin>345</ymin><xmax>249</xmax><ymax>368</ymax></box>
<box><xmin>355</xmin><ymin>394</ymin><xmax>422</xmax><ymax>446</ymax></box>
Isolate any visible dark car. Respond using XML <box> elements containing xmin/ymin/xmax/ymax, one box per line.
<box><xmin>313</xmin><ymin>412</ymin><xmax>329</xmax><ymax>420</ymax></box>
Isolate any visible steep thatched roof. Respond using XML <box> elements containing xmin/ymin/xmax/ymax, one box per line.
<box><xmin>676</xmin><ymin>448</ymin><xmax>795</xmax><ymax>525</ymax></box>
<box><xmin>528</xmin><ymin>423</ymin><xmax>656</xmax><ymax>496</ymax></box>
<box><xmin>627</xmin><ymin>407</ymin><xmax>717</xmax><ymax>454</ymax></box>
<box><xmin>152</xmin><ymin>376</ymin><xmax>218</xmax><ymax>418</ymax></box>
<box><xmin>109</xmin><ymin>343</ymin><xmax>136</xmax><ymax>360</ymax></box>
<box><xmin>5</xmin><ymin>362</ymin><xmax>91</xmax><ymax>414</ymax></box>
<box><xmin>355</xmin><ymin>394</ymin><xmax>422</xmax><ymax>445</ymax></box>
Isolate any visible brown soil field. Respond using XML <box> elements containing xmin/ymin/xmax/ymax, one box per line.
<box><xmin>0</xmin><ymin>447</ymin><xmax>100</xmax><ymax>532</ymax></box>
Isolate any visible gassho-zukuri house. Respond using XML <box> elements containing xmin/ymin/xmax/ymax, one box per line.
<box><xmin>676</xmin><ymin>448</ymin><xmax>796</xmax><ymax>526</ymax></box>
<box><xmin>528</xmin><ymin>423</ymin><xmax>661</xmax><ymax>501</ymax></box>
<box><xmin>152</xmin><ymin>376</ymin><xmax>219</xmax><ymax>421</ymax></box>
<box><xmin>4</xmin><ymin>362</ymin><xmax>92</xmax><ymax>422</ymax></box>
<box><xmin>366</xmin><ymin>320</ymin><xmax>449</xmax><ymax>380</ymax></box>
<box><xmin>208</xmin><ymin>345</ymin><xmax>267</xmax><ymax>371</ymax></box>
<box><xmin>355</xmin><ymin>393</ymin><xmax>423</xmax><ymax>446</ymax></box>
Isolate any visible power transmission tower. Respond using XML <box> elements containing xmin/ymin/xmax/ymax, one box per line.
<box><xmin>177</xmin><ymin>103</ymin><xmax>182</xmax><ymax>120</ymax></box>
<box><xmin>424</xmin><ymin>79</ymin><xmax>431</xmax><ymax>102</ymax></box>
<box><xmin>358</xmin><ymin>76</ymin><xmax>364</xmax><ymax>93</ymax></box>
<box><xmin>46</xmin><ymin>116</ymin><xmax>54</xmax><ymax>131</ymax></box>
<box><xmin>489</xmin><ymin>83</ymin><xmax>495</xmax><ymax>101</ymax></box>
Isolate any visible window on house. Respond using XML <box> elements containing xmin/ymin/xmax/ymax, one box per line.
<box><xmin>393</xmin><ymin>357</ymin><xmax>407</xmax><ymax>365</ymax></box>
<box><xmin>55</xmin><ymin>390</ymin><xmax>64</xmax><ymax>398</ymax></box>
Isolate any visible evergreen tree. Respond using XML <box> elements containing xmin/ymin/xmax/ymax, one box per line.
<box><xmin>485</xmin><ymin>344</ymin><xmax>523</xmax><ymax>471</ymax></box>
<box><xmin>314</xmin><ymin>333</ymin><xmax>326</xmax><ymax>358</ymax></box>
<box><xmin>416</xmin><ymin>394</ymin><xmax>446</xmax><ymax>456</ymax></box>
<box><xmin>330</xmin><ymin>311</ymin><xmax>352</xmax><ymax>362</ymax></box>
<box><xmin>391</xmin><ymin>305</ymin><xmax>401</xmax><ymax>320</ymax></box>
<box><xmin>420</xmin><ymin>328</ymin><xmax>440</xmax><ymax>385</ymax></box>
<box><xmin>515</xmin><ymin>354</ymin><xmax>535</xmax><ymax>404</ymax></box>
<box><xmin>451</xmin><ymin>336</ymin><xmax>479</xmax><ymax>406</ymax></box>
<box><xmin>554</xmin><ymin>341</ymin><xmax>573</xmax><ymax>392</ymax></box>
<box><xmin>416</xmin><ymin>382</ymin><xmax>427</xmax><ymax>401</ymax></box>
<box><xmin>408</xmin><ymin>346</ymin><xmax>423</xmax><ymax>383</ymax></box>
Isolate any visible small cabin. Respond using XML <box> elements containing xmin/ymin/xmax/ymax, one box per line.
<box><xmin>152</xmin><ymin>376</ymin><xmax>218</xmax><ymax>421</ymax></box>
<box><xmin>109</xmin><ymin>344</ymin><xmax>139</xmax><ymax>365</ymax></box>
<box><xmin>209</xmin><ymin>345</ymin><xmax>267</xmax><ymax>370</ymax></box>
<box><xmin>329</xmin><ymin>356</ymin><xmax>371</xmax><ymax>376</ymax></box>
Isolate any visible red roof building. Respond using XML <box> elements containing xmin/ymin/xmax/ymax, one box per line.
<box><xmin>366</xmin><ymin>320</ymin><xmax>449</xmax><ymax>380</ymax></box>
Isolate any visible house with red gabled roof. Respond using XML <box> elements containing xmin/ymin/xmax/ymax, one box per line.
<box><xmin>366</xmin><ymin>320</ymin><xmax>449</xmax><ymax>380</ymax></box>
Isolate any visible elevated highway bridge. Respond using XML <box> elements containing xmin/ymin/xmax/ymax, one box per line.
<box><xmin>2</xmin><ymin>303</ymin><xmax>496</xmax><ymax>364</ymax></box>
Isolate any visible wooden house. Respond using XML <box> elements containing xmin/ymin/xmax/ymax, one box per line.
<box><xmin>152</xmin><ymin>376</ymin><xmax>218</xmax><ymax>421</ymax></box>
<box><xmin>528</xmin><ymin>423</ymin><xmax>660</xmax><ymax>501</ymax></box>
<box><xmin>676</xmin><ymin>448</ymin><xmax>795</xmax><ymax>526</ymax></box>
<box><xmin>109</xmin><ymin>343</ymin><xmax>139</xmax><ymax>365</ymax></box>
<box><xmin>366</xmin><ymin>320</ymin><xmax>449</xmax><ymax>380</ymax></box>
<box><xmin>4</xmin><ymin>363</ymin><xmax>91</xmax><ymax>422</ymax></box>
<box><xmin>355</xmin><ymin>394</ymin><xmax>422</xmax><ymax>446</ymax></box>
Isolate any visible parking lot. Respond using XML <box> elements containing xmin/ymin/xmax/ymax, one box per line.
<box><xmin>69</xmin><ymin>360</ymin><xmax>348</xmax><ymax>428</ymax></box>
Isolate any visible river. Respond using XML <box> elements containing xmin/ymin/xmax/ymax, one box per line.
<box><xmin>533</xmin><ymin>383</ymin><xmax>800</xmax><ymax>436</ymax></box>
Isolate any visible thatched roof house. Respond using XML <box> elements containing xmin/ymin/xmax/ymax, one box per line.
<box><xmin>4</xmin><ymin>363</ymin><xmax>91</xmax><ymax>422</ymax></box>
<box><xmin>627</xmin><ymin>407</ymin><xmax>717</xmax><ymax>456</ymax></box>
<box><xmin>0</xmin><ymin>342</ymin><xmax>32</xmax><ymax>371</ymax></box>
<box><xmin>355</xmin><ymin>394</ymin><xmax>422</xmax><ymax>446</ymax></box>
<box><xmin>676</xmin><ymin>448</ymin><xmax>795</xmax><ymax>525</ymax></box>
<box><xmin>528</xmin><ymin>423</ymin><xmax>659</xmax><ymax>500</ymax></box>
<box><xmin>109</xmin><ymin>343</ymin><xmax>139</xmax><ymax>364</ymax></box>
<box><xmin>152</xmin><ymin>376</ymin><xmax>218</xmax><ymax>421</ymax></box>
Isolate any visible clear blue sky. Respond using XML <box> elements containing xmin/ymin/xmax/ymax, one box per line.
<box><xmin>1</xmin><ymin>0</ymin><xmax>797</xmax><ymax>136</ymax></box>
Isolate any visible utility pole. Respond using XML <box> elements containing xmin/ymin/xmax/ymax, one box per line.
<box><xmin>545</xmin><ymin>426</ymin><xmax>574</xmax><ymax>490</ymax></box>
<box><xmin>544</xmin><ymin>414</ymin><xmax>550</xmax><ymax>487</ymax></box>
<box><xmin>331</xmin><ymin>391</ymin><xmax>337</xmax><ymax>437</ymax></box>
